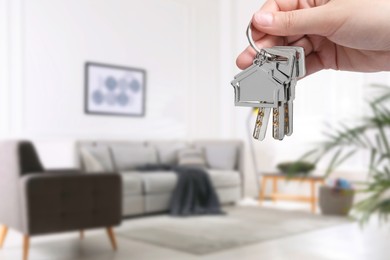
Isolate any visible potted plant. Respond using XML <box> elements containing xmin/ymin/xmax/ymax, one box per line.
<box><xmin>302</xmin><ymin>85</ymin><xmax>390</xmax><ymax>222</ymax></box>
<box><xmin>318</xmin><ymin>178</ymin><xmax>355</xmax><ymax>216</ymax></box>
<box><xmin>276</xmin><ymin>161</ymin><xmax>315</xmax><ymax>176</ymax></box>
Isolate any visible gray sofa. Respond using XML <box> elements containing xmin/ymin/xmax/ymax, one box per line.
<box><xmin>76</xmin><ymin>140</ymin><xmax>244</xmax><ymax>217</ymax></box>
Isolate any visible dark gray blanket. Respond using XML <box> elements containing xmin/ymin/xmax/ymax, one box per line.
<box><xmin>136</xmin><ymin>164</ymin><xmax>223</xmax><ymax>216</ymax></box>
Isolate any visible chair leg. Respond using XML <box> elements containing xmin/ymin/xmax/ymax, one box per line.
<box><xmin>0</xmin><ymin>225</ymin><xmax>8</xmax><ymax>249</ymax></box>
<box><xmin>23</xmin><ymin>235</ymin><xmax>29</xmax><ymax>260</ymax></box>
<box><xmin>259</xmin><ymin>177</ymin><xmax>268</xmax><ymax>204</ymax></box>
<box><xmin>106</xmin><ymin>227</ymin><xmax>117</xmax><ymax>250</ymax></box>
<box><xmin>272</xmin><ymin>177</ymin><xmax>278</xmax><ymax>203</ymax></box>
<box><xmin>310</xmin><ymin>180</ymin><xmax>316</xmax><ymax>213</ymax></box>
<box><xmin>80</xmin><ymin>230</ymin><xmax>84</xmax><ymax>240</ymax></box>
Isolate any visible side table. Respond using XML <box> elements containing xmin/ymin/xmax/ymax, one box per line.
<box><xmin>259</xmin><ymin>173</ymin><xmax>325</xmax><ymax>213</ymax></box>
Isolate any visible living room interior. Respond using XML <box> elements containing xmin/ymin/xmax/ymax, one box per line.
<box><xmin>1</xmin><ymin>0</ymin><xmax>390</xmax><ymax>260</ymax></box>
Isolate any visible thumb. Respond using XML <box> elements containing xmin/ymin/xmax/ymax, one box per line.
<box><xmin>252</xmin><ymin>6</ymin><xmax>333</xmax><ymax>36</ymax></box>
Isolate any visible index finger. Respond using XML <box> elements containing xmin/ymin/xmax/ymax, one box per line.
<box><xmin>250</xmin><ymin>0</ymin><xmax>280</xmax><ymax>42</ymax></box>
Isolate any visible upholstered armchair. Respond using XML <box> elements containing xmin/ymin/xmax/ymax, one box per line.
<box><xmin>0</xmin><ymin>141</ymin><xmax>122</xmax><ymax>260</ymax></box>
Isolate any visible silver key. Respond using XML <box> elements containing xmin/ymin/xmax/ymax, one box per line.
<box><xmin>231</xmin><ymin>22</ymin><xmax>305</xmax><ymax>141</ymax></box>
<box><xmin>263</xmin><ymin>48</ymin><xmax>297</xmax><ymax>140</ymax></box>
<box><xmin>232</xmin><ymin>52</ymin><xmax>289</xmax><ymax>140</ymax></box>
<box><xmin>265</xmin><ymin>46</ymin><xmax>305</xmax><ymax>138</ymax></box>
<box><xmin>272</xmin><ymin>46</ymin><xmax>306</xmax><ymax>78</ymax></box>
<box><xmin>231</xmin><ymin>50</ymin><xmax>297</xmax><ymax>141</ymax></box>
<box><xmin>253</xmin><ymin>107</ymin><xmax>271</xmax><ymax>140</ymax></box>
<box><xmin>286</xmin><ymin>80</ymin><xmax>296</xmax><ymax>136</ymax></box>
<box><xmin>276</xmin><ymin>47</ymin><xmax>305</xmax><ymax>136</ymax></box>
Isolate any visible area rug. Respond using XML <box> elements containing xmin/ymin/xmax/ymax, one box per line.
<box><xmin>118</xmin><ymin>206</ymin><xmax>351</xmax><ymax>255</ymax></box>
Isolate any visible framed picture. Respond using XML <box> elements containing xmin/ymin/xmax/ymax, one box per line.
<box><xmin>85</xmin><ymin>62</ymin><xmax>146</xmax><ymax>117</ymax></box>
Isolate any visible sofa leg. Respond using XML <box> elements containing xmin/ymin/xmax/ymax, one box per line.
<box><xmin>0</xmin><ymin>225</ymin><xmax>8</xmax><ymax>248</ymax></box>
<box><xmin>80</xmin><ymin>230</ymin><xmax>84</xmax><ymax>240</ymax></box>
<box><xmin>23</xmin><ymin>235</ymin><xmax>29</xmax><ymax>260</ymax></box>
<box><xmin>106</xmin><ymin>227</ymin><xmax>117</xmax><ymax>250</ymax></box>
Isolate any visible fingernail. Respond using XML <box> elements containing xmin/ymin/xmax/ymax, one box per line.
<box><xmin>254</xmin><ymin>12</ymin><xmax>273</xmax><ymax>27</ymax></box>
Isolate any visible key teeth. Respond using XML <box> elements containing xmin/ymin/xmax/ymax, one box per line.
<box><xmin>286</xmin><ymin>101</ymin><xmax>293</xmax><ymax>136</ymax></box>
<box><xmin>272</xmin><ymin>107</ymin><xmax>281</xmax><ymax>140</ymax></box>
<box><xmin>252</xmin><ymin>129</ymin><xmax>260</xmax><ymax>140</ymax></box>
<box><xmin>252</xmin><ymin>107</ymin><xmax>271</xmax><ymax>141</ymax></box>
<box><xmin>253</xmin><ymin>134</ymin><xmax>266</xmax><ymax>141</ymax></box>
<box><xmin>234</xmin><ymin>46</ymin><xmax>304</xmax><ymax>141</ymax></box>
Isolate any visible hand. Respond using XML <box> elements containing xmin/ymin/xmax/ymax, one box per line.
<box><xmin>236</xmin><ymin>0</ymin><xmax>390</xmax><ymax>76</ymax></box>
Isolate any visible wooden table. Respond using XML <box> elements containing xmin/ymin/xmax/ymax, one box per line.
<box><xmin>258</xmin><ymin>173</ymin><xmax>325</xmax><ymax>213</ymax></box>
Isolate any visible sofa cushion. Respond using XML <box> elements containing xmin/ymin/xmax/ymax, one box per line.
<box><xmin>177</xmin><ymin>148</ymin><xmax>207</xmax><ymax>167</ymax></box>
<box><xmin>122</xmin><ymin>195</ymin><xmax>145</xmax><ymax>216</ymax></box>
<box><xmin>147</xmin><ymin>141</ymin><xmax>188</xmax><ymax>165</ymax></box>
<box><xmin>120</xmin><ymin>172</ymin><xmax>144</xmax><ymax>195</ymax></box>
<box><xmin>139</xmin><ymin>171</ymin><xmax>178</xmax><ymax>194</ymax></box>
<box><xmin>111</xmin><ymin>145</ymin><xmax>158</xmax><ymax>171</ymax></box>
<box><xmin>216</xmin><ymin>186</ymin><xmax>241</xmax><ymax>204</ymax></box>
<box><xmin>194</xmin><ymin>142</ymin><xmax>239</xmax><ymax>170</ymax></box>
<box><xmin>80</xmin><ymin>146</ymin><xmax>114</xmax><ymax>172</ymax></box>
<box><xmin>207</xmin><ymin>170</ymin><xmax>241</xmax><ymax>188</ymax></box>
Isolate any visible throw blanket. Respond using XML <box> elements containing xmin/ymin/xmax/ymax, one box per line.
<box><xmin>136</xmin><ymin>164</ymin><xmax>224</xmax><ymax>216</ymax></box>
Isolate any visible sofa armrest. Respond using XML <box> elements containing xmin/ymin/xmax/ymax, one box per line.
<box><xmin>45</xmin><ymin>169</ymin><xmax>82</xmax><ymax>175</ymax></box>
<box><xmin>19</xmin><ymin>173</ymin><xmax>122</xmax><ymax>235</ymax></box>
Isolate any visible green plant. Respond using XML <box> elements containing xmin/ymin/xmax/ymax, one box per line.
<box><xmin>277</xmin><ymin>161</ymin><xmax>315</xmax><ymax>175</ymax></box>
<box><xmin>302</xmin><ymin>84</ymin><xmax>390</xmax><ymax>224</ymax></box>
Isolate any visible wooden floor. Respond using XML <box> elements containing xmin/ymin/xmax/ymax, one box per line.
<box><xmin>0</xmin><ymin>201</ymin><xmax>388</xmax><ymax>260</ymax></box>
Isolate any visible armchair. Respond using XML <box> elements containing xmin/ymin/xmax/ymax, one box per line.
<box><xmin>0</xmin><ymin>141</ymin><xmax>122</xmax><ymax>260</ymax></box>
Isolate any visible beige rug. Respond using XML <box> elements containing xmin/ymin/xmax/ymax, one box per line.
<box><xmin>118</xmin><ymin>206</ymin><xmax>351</xmax><ymax>255</ymax></box>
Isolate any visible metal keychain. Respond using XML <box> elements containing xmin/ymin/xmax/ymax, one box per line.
<box><xmin>231</xmin><ymin>22</ymin><xmax>305</xmax><ymax>141</ymax></box>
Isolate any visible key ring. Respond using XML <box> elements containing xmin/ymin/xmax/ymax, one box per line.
<box><xmin>246</xmin><ymin>22</ymin><xmax>273</xmax><ymax>63</ymax></box>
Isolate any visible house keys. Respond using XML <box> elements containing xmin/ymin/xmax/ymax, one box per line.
<box><xmin>231</xmin><ymin>23</ymin><xmax>306</xmax><ymax>141</ymax></box>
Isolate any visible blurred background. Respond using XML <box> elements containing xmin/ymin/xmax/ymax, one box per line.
<box><xmin>2</xmin><ymin>0</ymin><xmax>389</xmax><ymax>196</ymax></box>
<box><xmin>0</xmin><ymin>0</ymin><xmax>389</xmax><ymax>259</ymax></box>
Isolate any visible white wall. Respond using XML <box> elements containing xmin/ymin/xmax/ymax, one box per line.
<box><xmin>21</xmin><ymin>0</ymin><xmax>220</xmax><ymax>140</ymax></box>
<box><xmin>0</xmin><ymin>0</ymin><xmax>8</xmax><ymax>136</ymax></box>
<box><xmin>0</xmin><ymin>0</ymin><xmax>24</xmax><ymax>136</ymax></box>
<box><xmin>1</xmin><ymin>0</ymin><xmax>223</xmax><ymax>166</ymax></box>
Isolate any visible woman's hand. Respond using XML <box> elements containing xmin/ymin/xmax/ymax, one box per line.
<box><xmin>236</xmin><ymin>0</ymin><xmax>390</xmax><ymax>75</ymax></box>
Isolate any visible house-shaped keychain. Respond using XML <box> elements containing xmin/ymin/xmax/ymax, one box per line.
<box><xmin>231</xmin><ymin>50</ymin><xmax>295</xmax><ymax>108</ymax></box>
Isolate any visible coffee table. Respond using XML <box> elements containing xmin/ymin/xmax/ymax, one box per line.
<box><xmin>259</xmin><ymin>173</ymin><xmax>325</xmax><ymax>213</ymax></box>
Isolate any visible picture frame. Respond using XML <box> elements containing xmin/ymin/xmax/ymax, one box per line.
<box><xmin>85</xmin><ymin>62</ymin><xmax>146</xmax><ymax>117</ymax></box>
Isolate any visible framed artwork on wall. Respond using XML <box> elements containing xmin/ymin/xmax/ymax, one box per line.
<box><xmin>85</xmin><ymin>62</ymin><xmax>146</xmax><ymax>117</ymax></box>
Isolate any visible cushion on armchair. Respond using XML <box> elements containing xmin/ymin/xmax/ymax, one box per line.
<box><xmin>80</xmin><ymin>146</ymin><xmax>114</xmax><ymax>172</ymax></box>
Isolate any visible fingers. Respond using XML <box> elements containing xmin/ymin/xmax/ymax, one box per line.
<box><xmin>304</xmin><ymin>53</ymin><xmax>325</xmax><ymax>76</ymax></box>
<box><xmin>286</xmin><ymin>35</ymin><xmax>304</xmax><ymax>44</ymax></box>
<box><xmin>273</xmin><ymin>0</ymin><xmax>299</xmax><ymax>12</ymax></box>
<box><xmin>290</xmin><ymin>36</ymin><xmax>315</xmax><ymax>56</ymax></box>
<box><xmin>236</xmin><ymin>34</ymin><xmax>314</xmax><ymax>69</ymax></box>
<box><xmin>236</xmin><ymin>35</ymin><xmax>285</xmax><ymax>69</ymax></box>
<box><xmin>249</xmin><ymin>0</ymin><xmax>281</xmax><ymax>43</ymax></box>
<box><xmin>252</xmin><ymin>5</ymin><xmax>334</xmax><ymax>37</ymax></box>
<box><xmin>237</xmin><ymin>35</ymin><xmax>325</xmax><ymax>76</ymax></box>
<box><xmin>236</xmin><ymin>0</ymin><xmax>280</xmax><ymax>69</ymax></box>
<box><xmin>238</xmin><ymin>0</ymin><xmax>331</xmax><ymax>73</ymax></box>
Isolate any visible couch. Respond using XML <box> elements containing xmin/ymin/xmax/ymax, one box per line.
<box><xmin>76</xmin><ymin>140</ymin><xmax>244</xmax><ymax>217</ymax></box>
